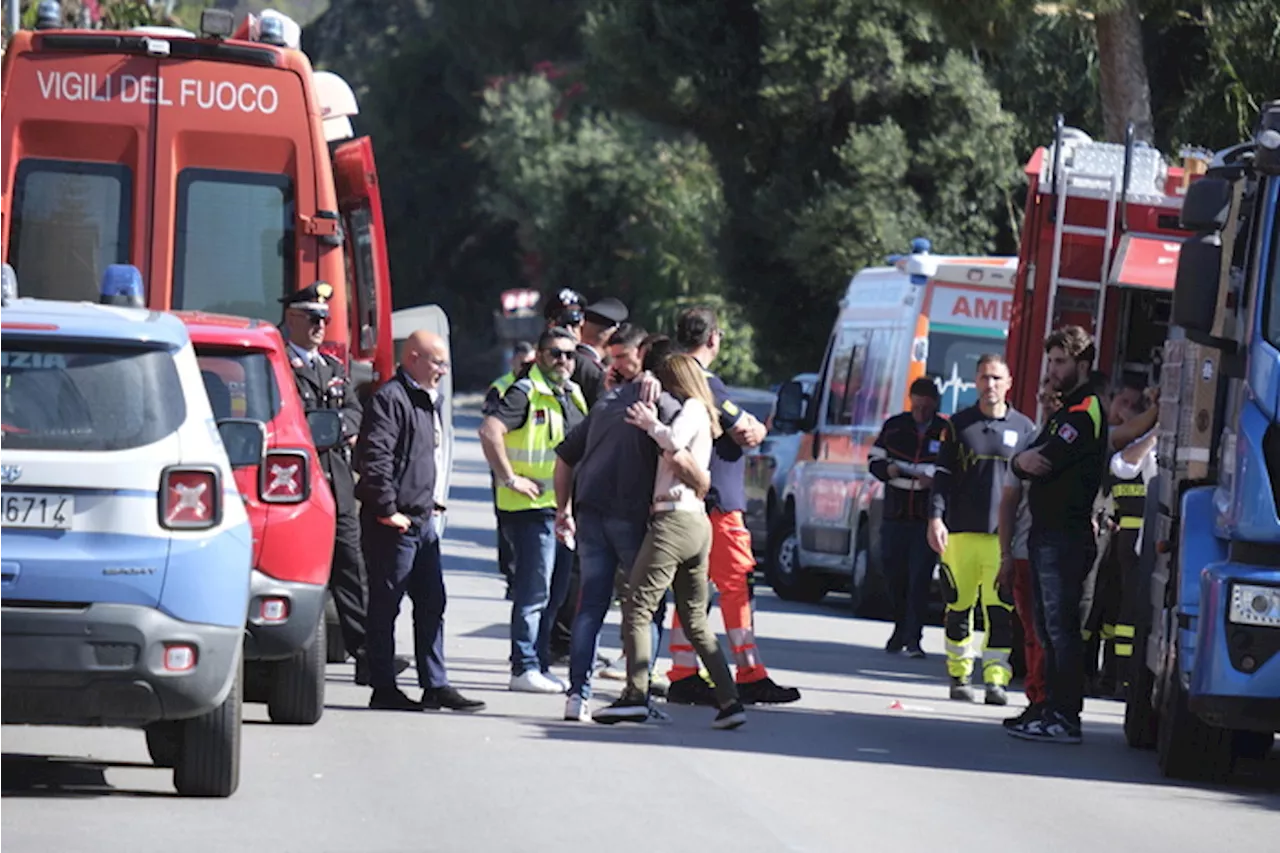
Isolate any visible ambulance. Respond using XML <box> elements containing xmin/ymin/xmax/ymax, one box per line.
<box><xmin>766</xmin><ymin>243</ymin><xmax>1016</xmax><ymax>610</ymax></box>
<box><xmin>0</xmin><ymin>5</ymin><xmax>395</xmax><ymax>391</ymax></box>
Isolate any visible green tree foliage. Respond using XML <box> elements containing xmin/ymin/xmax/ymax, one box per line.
<box><xmin>581</xmin><ymin>0</ymin><xmax>1020</xmax><ymax>378</ymax></box>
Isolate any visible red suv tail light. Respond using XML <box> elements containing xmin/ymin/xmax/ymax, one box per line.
<box><xmin>160</xmin><ymin>466</ymin><xmax>222</xmax><ymax>529</ymax></box>
<box><xmin>260</xmin><ymin>450</ymin><xmax>310</xmax><ymax>503</ymax></box>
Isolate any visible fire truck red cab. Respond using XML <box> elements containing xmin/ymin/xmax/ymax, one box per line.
<box><xmin>1005</xmin><ymin>118</ymin><xmax>1206</xmax><ymax>413</ymax></box>
<box><xmin>1</xmin><ymin>6</ymin><xmax>395</xmax><ymax>392</ymax></box>
<box><xmin>179</xmin><ymin>311</ymin><xmax>337</xmax><ymax>726</ymax></box>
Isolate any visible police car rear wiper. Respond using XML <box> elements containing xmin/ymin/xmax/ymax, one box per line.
<box><xmin>35</xmin><ymin>34</ymin><xmax>279</xmax><ymax>68</ymax></box>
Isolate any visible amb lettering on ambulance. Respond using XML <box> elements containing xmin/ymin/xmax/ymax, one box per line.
<box><xmin>782</xmin><ymin>253</ymin><xmax>1015</xmax><ymax>601</ymax></box>
<box><xmin>0</xmin><ymin>14</ymin><xmax>395</xmax><ymax>389</ymax></box>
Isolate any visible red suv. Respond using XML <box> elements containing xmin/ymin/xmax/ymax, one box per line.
<box><xmin>177</xmin><ymin>312</ymin><xmax>338</xmax><ymax>725</ymax></box>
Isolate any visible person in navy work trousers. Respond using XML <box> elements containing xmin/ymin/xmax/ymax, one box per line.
<box><xmin>869</xmin><ymin>377</ymin><xmax>953</xmax><ymax>659</ymax></box>
<box><xmin>1008</xmin><ymin>325</ymin><xmax>1108</xmax><ymax>744</ymax></box>
<box><xmin>356</xmin><ymin>329</ymin><xmax>486</xmax><ymax>713</ymax></box>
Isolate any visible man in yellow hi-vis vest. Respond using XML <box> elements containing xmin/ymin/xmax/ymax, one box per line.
<box><xmin>479</xmin><ymin>328</ymin><xmax>588</xmax><ymax>694</ymax></box>
<box><xmin>484</xmin><ymin>342</ymin><xmax>537</xmax><ymax>599</ymax></box>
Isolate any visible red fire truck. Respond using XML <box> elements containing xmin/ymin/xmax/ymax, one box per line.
<box><xmin>1</xmin><ymin>6</ymin><xmax>395</xmax><ymax>391</ymax></box>
<box><xmin>1005</xmin><ymin>118</ymin><xmax>1206</xmax><ymax>408</ymax></box>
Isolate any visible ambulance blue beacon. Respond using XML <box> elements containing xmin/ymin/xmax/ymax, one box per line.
<box><xmin>0</xmin><ymin>264</ymin><xmax>253</xmax><ymax>798</ymax></box>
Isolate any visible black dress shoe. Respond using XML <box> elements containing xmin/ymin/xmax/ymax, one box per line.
<box><xmin>369</xmin><ymin>687</ymin><xmax>422</xmax><ymax>711</ymax></box>
<box><xmin>421</xmin><ymin>685</ymin><xmax>486</xmax><ymax>712</ymax></box>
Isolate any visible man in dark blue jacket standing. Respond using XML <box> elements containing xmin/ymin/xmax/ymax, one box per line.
<box><xmin>356</xmin><ymin>330</ymin><xmax>486</xmax><ymax>713</ymax></box>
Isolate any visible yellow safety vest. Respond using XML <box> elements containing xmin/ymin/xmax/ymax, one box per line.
<box><xmin>490</xmin><ymin>371</ymin><xmax>517</xmax><ymax>395</ymax></box>
<box><xmin>497</xmin><ymin>365</ymin><xmax>587</xmax><ymax>512</ymax></box>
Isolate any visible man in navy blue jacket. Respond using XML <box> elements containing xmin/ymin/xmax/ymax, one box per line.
<box><xmin>356</xmin><ymin>330</ymin><xmax>486</xmax><ymax>713</ymax></box>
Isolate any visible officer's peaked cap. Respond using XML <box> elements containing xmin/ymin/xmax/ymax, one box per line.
<box><xmin>281</xmin><ymin>281</ymin><xmax>334</xmax><ymax>315</ymax></box>
<box><xmin>583</xmin><ymin>297</ymin><xmax>628</xmax><ymax>327</ymax></box>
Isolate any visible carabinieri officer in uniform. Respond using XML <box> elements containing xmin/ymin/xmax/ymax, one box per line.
<box><xmin>280</xmin><ymin>282</ymin><xmax>375</xmax><ymax>683</ymax></box>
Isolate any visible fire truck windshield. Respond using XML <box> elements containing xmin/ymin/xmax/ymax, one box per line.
<box><xmin>8</xmin><ymin>159</ymin><xmax>132</xmax><ymax>303</ymax></box>
<box><xmin>928</xmin><ymin>330</ymin><xmax>1003</xmax><ymax>414</ymax></box>
<box><xmin>173</xmin><ymin>168</ymin><xmax>295</xmax><ymax>323</ymax></box>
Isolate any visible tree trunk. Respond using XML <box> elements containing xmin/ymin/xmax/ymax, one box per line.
<box><xmin>1094</xmin><ymin>0</ymin><xmax>1154</xmax><ymax>143</ymax></box>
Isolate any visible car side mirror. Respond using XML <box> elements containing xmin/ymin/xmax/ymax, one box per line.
<box><xmin>307</xmin><ymin>409</ymin><xmax>343</xmax><ymax>451</ymax></box>
<box><xmin>218</xmin><ymin>418</ymin><xmax>266</xmax><ymax>468</ymax></box>
<box><xmin>773</xmin><ymin>380</ymin><xmax>805</xmax><ymax>431</ymax></box>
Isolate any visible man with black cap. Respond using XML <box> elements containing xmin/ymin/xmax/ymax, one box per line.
<box><xmin>575</xmin><ymin>297</ymin><xmax>628</xmax><ymax>408</ymax></box>
<box><xmin>280</xmin><ymin>282</ymin><xmax>382</xmax><ymax>684</ymax></box>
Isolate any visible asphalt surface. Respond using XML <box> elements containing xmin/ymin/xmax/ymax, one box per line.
<box><xmin>3</xmin><ymin>402</ymin><xmax>1277</xmax><ymax>853</ymax></box>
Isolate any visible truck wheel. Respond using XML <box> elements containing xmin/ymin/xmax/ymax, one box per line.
<box><xmin>1156</xmin><ymin>673</ymin><xmax>1234</xmax><ymax>781</ymax></box>
<box><xmin>1123</xmin><ymin>635</ymin><xmax>1159</xmax><ymax>750</ymax></box>
<box><xmin>1232</xmin><ymin>730</ymin><xmax>1274</xmax><ymax>761</ymax></box>
<box><xmin>324</xmin><ymin>591</ymin><xmax>347</xmax><ymax>664</ymax></box>
<box><xmin>765</xmin><ymin>518</ymin><xmax>827</xmax><ymax>603</ymax></box>
<box><xmin>174</xmin><ymin>660</ymin><xmax>242</xmax><ymax>798</ymax></box>
<box><xmin>144</xmin><ymin>721</ymin><xmax>181</xmax><ymax>769</ymax></box>
<box><xmin>268</xmin><ymin>613</ymin><xmax>326</xmax><ymax>726</ymax></box>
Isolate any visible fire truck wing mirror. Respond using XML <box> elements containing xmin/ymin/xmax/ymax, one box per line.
<box><xmin>774</xmin><ymin>380</ymin><xmax>807</xmax><ymax>430</ymax></box>
<box><xmin>1180</xmin><ymin>176</ymin><xmax>1233</xmax><ymax>232</ymax></box>
<box><xmin>1254</xmin><ymin>100</ymin><xmax>1280</xmax><ymax>175</ymax></box>
<box><xmin>218</xmin><ymin>418</ymin><xmax>266</xmax><ymax>468</ymax></box>
<box><xmin>307</xmin><ymin>409</ymin><xmax>343</xmax><ymax>451</ymax></box>
<box><xmin>1171</xmin><ymin>233</ymin><xmax>1222</xmax><ymax>336</ymax></box>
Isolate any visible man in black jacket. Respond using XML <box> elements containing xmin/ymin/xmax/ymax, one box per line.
<box><xmin>869</xmin><ymin>377</ymin><xmax>952</xmax><ymax>659</ymax></box>
<box><xmin>1009</xmin><ymin>325</ymin><xmax>1108</xmax><ymax>744</ymax></box>
<box><xmin>356</xmin><ymin>330</ymin><xmax>485</xmax><ymax>713</ymax></box>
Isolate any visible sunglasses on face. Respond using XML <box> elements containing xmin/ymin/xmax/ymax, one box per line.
<box><xmin>544</xmin><ymin>348</ymin><xmax>575</xmax><ymax>361</ymax></box>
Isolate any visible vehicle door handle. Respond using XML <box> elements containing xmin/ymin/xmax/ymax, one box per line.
<box><xmin>1</xmin><ymin>562</ymin><xmax>19</xmax><ymax>584</ymax></box>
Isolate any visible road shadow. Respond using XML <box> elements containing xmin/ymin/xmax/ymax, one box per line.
<box><xmin>1</xmin><ymin>753</ymin><xmax>176</xmax><ymax>799</ymax></box>
<box><xmin>526</xmin><ymin>704</ymin><xmax>1280</xmax><ymax>806</ymax></box>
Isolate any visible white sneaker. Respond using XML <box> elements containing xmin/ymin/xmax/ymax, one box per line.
<box><xmin>543</xmin><ymin>671</ymin><xmax>568</xmax><ymax>692</ymax></box>
<box><xmin>564</xmin><ymin>694</ymin><xmax>591</xmax><ymax>722</ymax></box>
<box><xmin>510</xmin><ymin>670</ymin><xmax>566</xmax><ymax>694</ymax></box>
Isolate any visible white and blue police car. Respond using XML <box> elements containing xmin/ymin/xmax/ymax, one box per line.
<box><xmin>0</xmin><ymin>265</ymin><xmax>254</xmax><ymax>798</ymax></box>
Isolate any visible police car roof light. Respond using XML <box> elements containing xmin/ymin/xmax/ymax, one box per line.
<box><xmin>35</xmin><ymin>0</ymin><xmax>61</xmax><ymax>29</ymax></box>
<box><xmin>100</xmin><ymin>264</ymin><xmax>145</xmax><ymax>307</ymax></box>
<box><xmin>1</xmin><ymin>264</ymin><xmax>18</xmax><ymax>306</ymax></box>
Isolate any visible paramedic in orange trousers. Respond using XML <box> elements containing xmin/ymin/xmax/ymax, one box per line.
<box><xmin>870</xmin><ymin>377</ymin><xmax>952</xmax><ymax>658</ymax></box>
<box><xmin>663</xmin><ymin>307</ymin><xmax>802</xmax><ymax>706</ymax></box>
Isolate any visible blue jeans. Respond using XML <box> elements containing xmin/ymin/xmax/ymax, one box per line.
<box><xmin>1028</xmin><ymin>527</ymin><xmax>1096</xmax><ymax>724</ymax></box>
<box><xmin>569</xmin><ymin>510</ymin><xmax>650</xmax><ymax>699</ymax></box>
<box><xmin>361</xmin><ymin>512</ymin><xmax>448</xmax><ymax>690</ymax></box>
<box><xmin>881</xmin><ymin>518</ymin><xmax>936</xmax><ymax>648</ymax></box>
<box><xmin>508</xmin><ymin>512</ymin><xmax>573</xmax><ymax>676</ymax></box>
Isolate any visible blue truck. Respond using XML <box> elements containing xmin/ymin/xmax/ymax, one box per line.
<box><xmin>1123</xmin><ymin>101</ymin><xmax>1280</xmax><ymax>779</ymax></box>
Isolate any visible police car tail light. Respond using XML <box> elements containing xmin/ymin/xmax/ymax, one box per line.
<box><xmin>163</xmin><ymin>643</ymin><xmax>197</xmax><ymax>672</ymax></box>
<box><xmin>260</xmin><ymin>450</ymin><xmax>309</xmax><ymax>504</ymax></box>
<box><xmin>160</xmin><ymin>467</ymin><xmax>221</xmax><ymax>530</ymax></box>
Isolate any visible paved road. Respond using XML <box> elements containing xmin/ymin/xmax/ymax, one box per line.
<box><xmin>4</xmin><ymin>405</ymin><xmax>1277</xmax><ymax>853</ymax></box>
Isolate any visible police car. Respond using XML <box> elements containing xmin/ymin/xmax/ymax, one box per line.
<box><xmin>0</xmin><ymin>265</ymin><xmax>253</xmax><ymax>798</ymax></box>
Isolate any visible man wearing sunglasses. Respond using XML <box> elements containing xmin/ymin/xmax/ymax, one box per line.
<box><xmin>280</xmin><ymin>282</ymin><xmax>389</xmax><ymax>685</ymax></box>
<box><xmin>480</xmin><ymin>327</ymin><xmax>589</xmax><ymax>694</ymax></box>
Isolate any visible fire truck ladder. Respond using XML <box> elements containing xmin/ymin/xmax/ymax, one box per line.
<box><xmin>1039</xmin><ymin>120</ymin><xmax>1145</xmax><ymax>404</ymax></box>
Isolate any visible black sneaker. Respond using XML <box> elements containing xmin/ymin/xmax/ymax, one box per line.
<box><xmin>369</xmin><ymin>687</ymin><xmax>422</xmax><ymax>712</ymax></box>
<box><xmin>713</xmin><ymin>701</ymin><xmax>747</xmax><ymax>730</ymax></box>
<box><xmin>593</xmin><ymin>693</ymin><xmax>650</xmax><ymax>724</ymax></box>
<box><xmin>666</xmin><ymin>674</ymin><xmax>718</xmax><ymax>706</ymax></box>
<box><xmin>906</xmin><ymin>646</ymin><xmax>927</xmax><ymax>660</ymax></box>
<box><xmin>984</xmin><ymin>684</ymin><xmax>1009</xmax><ymax>706</ymax></box>
<box><xmin>885</xmin><ymin>634</ymin><xmax>906</xmax><ymax>654</ymax></box>
<box><xmin>1002</xmin><ymin>703</ymin><xmax>1043</xmax><ymax>729</ymax></box>
<box><xmin>739</xmin><ymin>676</ymin><xmax>801</xmax><ymax>705</ymax></box>
<box><xmin>1007</xmin><ymin>709</ymin><xmax>1082</xmax><ymax>744</ymax></box>
<box><xmin>421</xmin><ymin>685</ymin><xmax>486</xmax><ymax>712</ymax></box>
<box><xmin>949</xmin><ymin>677</ymin><xmax>975</xmax><ymax>702</ymax></box>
